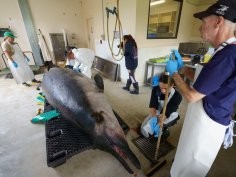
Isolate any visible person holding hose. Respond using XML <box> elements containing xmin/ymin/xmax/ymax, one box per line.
<box><xmin>165</xmin><ymin>0</ymin><xmax>236</xmax><ymax>176</ymax></box>
<box><xmin>122</xmin><ymin>34</ymin><xmax>139</xmax><ymax>94</ymax></box>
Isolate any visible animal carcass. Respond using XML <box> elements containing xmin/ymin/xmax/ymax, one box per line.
<box><xmin>42</xmin><ymin>68</ymin><xmax>141</xmax><ymax>174</ymax></box>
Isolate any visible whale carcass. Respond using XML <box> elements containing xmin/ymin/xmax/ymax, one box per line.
<box><xmin>41</xmin><ymin>68</ymin><xmax>141</xmax><ymax>174</ymax></box>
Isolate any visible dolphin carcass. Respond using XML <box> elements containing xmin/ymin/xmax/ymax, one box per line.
<box><xmin>42</xmin><ymin>68</ymin><xmax>141</xmax><ymax>174</ymax></box>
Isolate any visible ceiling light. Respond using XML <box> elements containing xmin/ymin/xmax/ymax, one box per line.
<box><xmin>150</xmin><ymin>0</ymin><xmax>166</xmax><ymax>6</ymax></box>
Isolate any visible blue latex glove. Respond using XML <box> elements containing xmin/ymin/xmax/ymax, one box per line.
<box><xmin>152</xmin><ymin>75</ymin><xmax>159</xmax><ymax>87</ymax></box>
<box><xmin>171</xmin><ymin>49</ymin><xmax>183</xmax><ymax>69</ymax></box>
<box><xmin>166</xmin><ymin>60</ymin><xmax>178</xmax><ymax>76</ymax></box>
<box><xmin>149</xmin><ymin>117</ymin><xmax>160</xmax><ymax>138</ymax></box>
<box><xmin>12</xmin><ymin>61</ymin><xmax>18</xmax><ymax>68</ymax></box>
<box><xmin>25</xmin><ymin>56</ymin><xmax>30</xmax><ymax>62</ymax></box>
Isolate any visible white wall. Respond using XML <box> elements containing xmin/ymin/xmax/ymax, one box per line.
<box><xmin>82</xmin><ymin>0</ymin><xmax>137</xmax><ymax>81</ymax></box>
<box><xmin>190</xmin><ymin>4</ymin><xmax>212</xmax><ymax>41</ymax></box>
<box><xmin>133</xmin><ymin>0</ymin><xmax>199</xmax><ymax>84</ymax></box>
<box><xmin>0</xmin><ymin>0</ymin><xmax>87</xmax><ymax>69</ymax></box>
<box><xmin>81</xmin><ymin>0</ymin><xmax>206</xmax><ymax>84</ymax></box>
<box><xmin>28</xmin><ymin>0</ymin><xmax>87</xmax><ymax>55</ymax></box>
<box><xmin>0</xmin><ymin>0</ymin><xmax>32</xmax><ymax>69</ymax></box>
<box><xmin>0</xmin><ymin>0</ymin><xmax>212</xmax><ymax>81</ymax></box>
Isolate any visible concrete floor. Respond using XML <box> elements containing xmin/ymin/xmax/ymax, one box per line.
<box><xmin>0</xmin><ymin>70</ymin><xmax>235</xmax><ymax>177</ymax></box>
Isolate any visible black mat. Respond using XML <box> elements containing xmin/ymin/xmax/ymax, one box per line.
<box><xmin>44</xmin><ymin>101</ymin><xmax>130</xmax><ymax>167</ymax></box>
<box><xmin>132</xmin><ymin>136</ymin><xmax>175</xmax><ymax>163</ymax></box>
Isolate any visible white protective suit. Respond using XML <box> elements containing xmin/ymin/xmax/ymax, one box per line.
<box><xmin>72</xmin><ymin>48</ymin><xmax>95</xmax><ymax>78</ymax></box>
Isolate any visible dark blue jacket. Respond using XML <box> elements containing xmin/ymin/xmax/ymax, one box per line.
<box><xmin>149</xmin><ymin>86</ymin><xmax>182</xmax><ymax>118</ymax></box>
<box><xmin>124</xmin><ymin>41</ymin><xmax>138</xmax><ymax>70</ymax></box>
<box><xmin>193</xmin><ymin>44</ymin><xmax>236</xmax><ymax>126</ymax></box>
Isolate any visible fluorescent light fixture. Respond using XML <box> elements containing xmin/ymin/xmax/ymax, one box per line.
<box><xmin>150</xmin><ymin>0</ymin><xmax>166</xmax><ymax>6</ymax></box>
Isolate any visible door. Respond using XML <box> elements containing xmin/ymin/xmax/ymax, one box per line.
<box><xmin>49</xmin><ymin>33</ymin><xmax>65</xmax><ymax>63</ymax></box>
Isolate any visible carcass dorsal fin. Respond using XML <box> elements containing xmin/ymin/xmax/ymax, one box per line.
<box><xmin>91</xmin><ymin>111</ymin><xmax>104</xmax><ymax>123</ymax></box>
<box><xmin>94</xmin><ymin>74</ymin><xmax>104</xmax><ymax>92</ymax></box>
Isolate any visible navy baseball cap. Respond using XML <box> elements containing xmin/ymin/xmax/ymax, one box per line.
<box><xmin>194</xmin><ymin>0</ymin><xmax>236</xmax><ymax>23</ymax></box>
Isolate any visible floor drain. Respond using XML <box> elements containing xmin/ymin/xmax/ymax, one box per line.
<box><xmin>133</xmin><ymin>136</ymin><xmax>175</xmax><ymax>163</ymax></box>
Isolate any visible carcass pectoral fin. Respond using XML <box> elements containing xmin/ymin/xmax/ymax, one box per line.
<box><xmin>94</xmin><ymin>74</ymin><xmax>104</xmax><ymax>92</ymax></box>
<box><xmin>91</xmin><ymin>111</ymin><xmax>104</xmax><ymax>123</ymax></box>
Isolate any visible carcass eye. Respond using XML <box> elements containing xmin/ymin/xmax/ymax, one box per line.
<box><xmin>91</xmin><ymin>111</ymin><xmax>104</xmax><ymax>123</ymax></box>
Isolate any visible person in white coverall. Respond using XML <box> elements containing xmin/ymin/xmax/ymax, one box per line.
<box><xmin>165</xmin><ymin>0</ymin><xmax>236</xmax><ymax>177</ymax></box>
<box><xmin>64</xmin><ymin>46</ymin><xmax>76</xmax><ymax>69</ymax></box>
<box><xmin>72</xmin><ymin>48</ymin><xmax>95</xmax><ymax>78</ymax></box>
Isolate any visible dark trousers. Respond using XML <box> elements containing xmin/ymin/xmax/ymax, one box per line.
<box><xmin>128</xmin><ymin>69</ymin><xmax>137</xmax><ymax>83</ymax></box>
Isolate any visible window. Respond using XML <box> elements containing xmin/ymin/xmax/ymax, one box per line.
<box><xmin>147</xmin><ymin>0</ymin><xmax>183</xmax><ymax>39</ymax></box>
<box><xmin>0</xmin><ymin>28</ymin><xmax>10</xmax><ymax>37</ymax></box>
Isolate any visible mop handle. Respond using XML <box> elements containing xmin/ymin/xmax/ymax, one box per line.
<box><xmin>154</xmin><ymin>74</ymin><xmax>170</xmax><ymax>160</ymax></box>
<box><xmin>154</xmin><ymin>51</ymin><xmax>176</xmax><ymax>159</ymax></box>
<box><xmin>154</xmin><ymin>64</ymin><xmax>173</xmax><ymax>160</ymax></box>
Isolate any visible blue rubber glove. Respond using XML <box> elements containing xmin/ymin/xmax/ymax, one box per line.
<box><xmin>171</xmin><ymin>49</ymin><xmax>183</xmax><ymax>69</ymax></box>
<box><xmin>166</xmin><ymin>60</ymin><xmax>178</xmax><ymax>76</ymax></box>
<box><xmin>149</xmin><ymin>117</ymin><xmax>160</xmax><ymax>138</ymax></box>
<box><xmin>12</xmin><ymin>61</ymin><xmax>18</xmax><ymax>68</ymax></box>
<box><xmin>152</xmin><ymin>75</ymin><xmax>159</xmax><ymax>87</ymax></box>
<box><xmin>25</xmin><ymin>56</ymin><xmax>30</xmax><ymax>62</ymax></box>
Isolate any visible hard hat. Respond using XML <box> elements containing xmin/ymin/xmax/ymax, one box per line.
<box><xmin>4</xmin><ymin>31</ymin><xmax>17</xmax><ymax>38</ymax></box>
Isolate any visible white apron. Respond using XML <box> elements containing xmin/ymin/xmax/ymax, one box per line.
<box><xmin>9</xmin><ymin>44</ymin><xmax>34</xmax><ymax>84</ymax></box>
<box><xmin>170</xmin><ymin>99</ymin><xmax>227</xmax><ymax>177</ymax></box>
<box><xmin>171</xmin><ymin>37</ymin><xmax>236</xmax><ymax>177</ymax></box>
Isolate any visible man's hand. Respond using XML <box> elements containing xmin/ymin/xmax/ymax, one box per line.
<box><xmin>180</xmin><ymin>66</ymin><xmax>195</xmax><ymax>81</ymax></box>
<box><xmin>166</xmin><ymin>49</ymin><xmax>184</xmax><ymax>76</ymax></box>
<box><xmin>171</xmin><ymin>49</ymin><xmax>183</xmax><ymax>69</ymax></box>
<box><xmin>166</xmin><ymin>60</ymin><xmax>178</xmax><ymax>76</ymax></box>
<box><xmin>12</xmin><ymin>61</ymin><xmax>18</xmax><ymax>68</ymax></box>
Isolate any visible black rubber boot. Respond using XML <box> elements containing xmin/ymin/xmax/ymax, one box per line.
<box><xmin>123</xmin><ymin>79</ymin><xmax>132</xmax><ymax>91</ymax></box>
<box><xmin>130</xmin><ymin>82</ymin><xmax>139</xmax><ymax>94</ymax></box>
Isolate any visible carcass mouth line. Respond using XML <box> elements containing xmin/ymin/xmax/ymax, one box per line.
<box><xmin>112</xmin><ymin>145</ymin><xmax>127</xmax><ymax>159</ymax></box>
<box><xmin>106</xmin><ymin>136</ymin><xmax>127</xmax><ymax>159</ymax></box>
